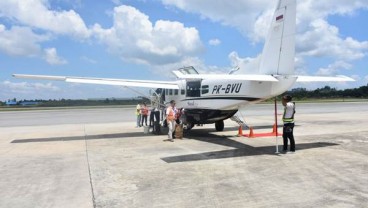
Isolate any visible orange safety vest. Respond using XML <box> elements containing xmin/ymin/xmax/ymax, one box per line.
<box><xmin>166</xmin><ymin>107</ymin><xmax>175</xmax><ymax>121</ymax></box>
<box><xmin>141</xmin><ymin>107</ymin><xmax>149</xmax><ymax>116</ymax></box>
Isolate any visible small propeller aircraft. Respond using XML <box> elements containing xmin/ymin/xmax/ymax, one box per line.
<box><xmin>13</xmin><ymin>0</ymin><xmax>354</xmax><ymax>131</ymax></box>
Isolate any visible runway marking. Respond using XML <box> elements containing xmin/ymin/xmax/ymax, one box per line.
<box><xmin>84</xmin><ymin>125</ymin><xmax>96</xmax><ymax>208</ymax></box>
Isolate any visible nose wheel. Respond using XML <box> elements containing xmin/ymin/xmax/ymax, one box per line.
<box><xmin>215</xmin><ymin>120</ymin><xmax>224</xmax><ymax>131</ymax></box>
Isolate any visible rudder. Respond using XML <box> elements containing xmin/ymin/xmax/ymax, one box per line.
<box><xmin>259</xmin><ymin>0</ymin><xmax>296</xmax><ymax>75</ymax></box>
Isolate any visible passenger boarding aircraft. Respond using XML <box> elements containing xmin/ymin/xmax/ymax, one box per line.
<box><xmin>13</xmin><ymin>0</ymin><xmax>353</xmax><ymax>131</ymax></box>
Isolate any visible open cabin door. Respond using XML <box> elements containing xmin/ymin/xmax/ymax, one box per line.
<box><xmin>186</xmin><ymin>80</ymin><xmax>201</xmax><ymax>97</ymax></box>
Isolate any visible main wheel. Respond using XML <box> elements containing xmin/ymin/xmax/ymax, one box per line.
<box><xmin>215</xmin><ymin>120</ymin><xmax>224</xmax><ymax>131</ymax></box>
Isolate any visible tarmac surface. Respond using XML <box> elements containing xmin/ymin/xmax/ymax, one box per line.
<box><xmin>0</xmin><ymin>102</ymin><xmax>367</xmax><ymax>208</ymax></box>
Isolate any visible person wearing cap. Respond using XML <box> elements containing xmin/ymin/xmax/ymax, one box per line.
<box><xmin>165</xmin><ymin>100</ymin><xmax>177</xmax><ymax>142</ymax></box>
<box><xmin>282</xmin><ymin>95</ymin><xmax>296</xmax><ymax>153</ymax></box>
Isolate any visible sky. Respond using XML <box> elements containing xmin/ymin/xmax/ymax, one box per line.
<box><xmin>0</xmin><ymin>0</ymin><xmax>368</xmax><ymax>100</ymax></box>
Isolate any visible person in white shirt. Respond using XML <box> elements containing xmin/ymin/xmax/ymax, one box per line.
<box><xmin>165</xmin><ymin>100</ymin><xmax>177</xmax><ymax>142</ymax></box>
<box><xmin>282</xmin><ymin>95</ymin><xmax>296</xmax><ymax>153</ymax></box>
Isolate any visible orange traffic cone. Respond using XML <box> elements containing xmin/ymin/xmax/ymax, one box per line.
<box><xmin>248</xmin><ymin>127</ymin><xmax>255</xmax><ymax>138</ymax></box>
<box><xmin>272</xmin><ymin>123</ymin><xmax>277</xmax><ymax>133</ymax></box>
<box><xmin>237</xmin><ymin>126</ymin><xmax>243</xmax><ymax>137</ymax></box>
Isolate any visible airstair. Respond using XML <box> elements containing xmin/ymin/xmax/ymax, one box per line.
<box><xmin>149</xmin><ymin>88</ymin><xmax>165</xmax><ymax>109</ymax></box>
<box><xmin>230</xmin><ymin>114</ymin><xmax>249</xmax><ymax>129</ymax></box>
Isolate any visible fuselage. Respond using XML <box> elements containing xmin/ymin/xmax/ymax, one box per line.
<box><xmin>163</xmin><ymin>75</ymin><xmax>297</xmax><ymax>124</ymax></box>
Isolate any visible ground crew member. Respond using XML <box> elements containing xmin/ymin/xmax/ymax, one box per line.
<box><xmin>282</xmin><ymin>95</ymin><xmax>296</xmax><ymax>153</ymax></box>
<box><xmin>165</xmin><ymin>100</ymin><xmax>177</xmax><ymax>142</ymax></box>
<box><xmin>141</xmin><ymin>102</ymin><xmax>149</xmax><ymax>126</ymax></box>
<box><xmin>136</xmin><ymin>102</ymin><xmax>141</xmax><ymax>128</ymax></box>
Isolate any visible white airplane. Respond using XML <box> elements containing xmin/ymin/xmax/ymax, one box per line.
<box><xmin>13</xmin><ymin>0</ymin><xmax>353</xmax><ymax>131</ymax></box>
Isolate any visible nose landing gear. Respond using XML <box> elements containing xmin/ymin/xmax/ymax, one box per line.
<box><xmin>215</xmin><ymin>120</ymin><xmax>224</xmax><ymax>131</ymax></box>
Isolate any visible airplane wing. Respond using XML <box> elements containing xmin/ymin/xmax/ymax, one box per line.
<box><xmin>296</xmin><ymin>75</ymin><xmax>355</xmax><ymax>82</ymax></box>
<box><xmin>172</xmin><ymin>70</ymin><xmax>279</xmax><ymax>82</ymax></box>
<box><xmin>12</xmin><ymin>74</ymin><xmax>179</xmax><ymax>89</ymax></box>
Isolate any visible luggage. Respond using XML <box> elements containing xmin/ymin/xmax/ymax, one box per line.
<box><xmin>174</xmin><ymin>124</ymin><xmax>183</xmax><ymax>139</ymax></box>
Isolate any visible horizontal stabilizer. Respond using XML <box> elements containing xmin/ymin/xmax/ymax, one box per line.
<box><xmin>296</xmin><ymin>75</ymin><xmax>355</xmax><ymax>82</ymax></box>
<box><xmin>172</xmin><ymin>71</ymin><xmax>278</xmax><ymax>82</ymax></box>
<box><xmin>13</xmin><ymin>74</ymin><xmax>179</xmax><ymax>89</ymax></box>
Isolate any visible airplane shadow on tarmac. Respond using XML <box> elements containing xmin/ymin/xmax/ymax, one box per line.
<box><xmin>10</xmin><ymin>125</ymin><xmax>338</xmax><ymax>163</ymax></box>
<box><xmin>161</xmin><ymin>127</ymin><xmax>339</xmax><ymax>163</ymax></box>
<box><xmin>10</xmin><ymin>131</ymin><xmax>157</xmax><ymax>143</ymax></box>
<box><xmin>9</xmin><ymin>125</ymin><xmax>278</xmax><ymax>144</ymax></box>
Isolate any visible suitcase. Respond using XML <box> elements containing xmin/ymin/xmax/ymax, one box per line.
<box><xmin>174</xmin><ymin>124</ymin><xmax>183</xmax><ymax>139</ymax></box>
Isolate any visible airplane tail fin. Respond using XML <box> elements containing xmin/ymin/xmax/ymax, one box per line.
<box><xmin>259</xmin><ymin>0</ymin><xmax>296</xmax><ymax>75</ymax></box>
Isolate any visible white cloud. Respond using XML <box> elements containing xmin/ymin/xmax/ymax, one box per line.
<box><xmin>162</xmin><ymin>0</ymin><xmax>368</xmax><ymax>72</ymax></box>
<box><xmin>0</xmin><ymin>25</ymin><xmax>50</xmax><ymax>57</ymax></box>
<box><xmin>92</xmin><ymin>5</ymin><xmax>204</xmax><ymax>66</ymax></box>
<box><xmin>297</xmin><ymin>19</ymin><xmax>368</xmax><ymax>61</ymax></box>
<box><xmin>1</xmin><ymin>81</ymin><xmax>60</xmax><ymax>95</ymax></box>
<box><xmin>0</xmin><ymin>0</ymin><xmax>90</xmax><ymax>39</ymax></box>
<box><xmin>316</xmin><ymin>61</ymin><xmax>352</xmax><ymax>76</ymax></box>
<box><xmin>44</xmin><ymin>48</ymin><xmax>68</xmax><ymax>65</ymax></box>
<box><xmin>228</xmin><ymin>51</ymin><xmax>261</xmax><ymax>74</ymax></box>
<box><xmin>208</xmin><ymin>38</ymin><xmax>221</xmax><ymax>46</ymax></box>
<box><xmin>0</xmin><ymin>0</ymin><xmax>90</xmax><ymax>65</ymax></box>
<box><xmin>161</xmin><ymin>0</ymin><xmax>272</xmax><ymax>42</ymax></box>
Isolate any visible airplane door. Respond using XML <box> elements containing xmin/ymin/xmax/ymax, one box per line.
<box><xmin>186</xmin><ymin>81</ymin><xmax>201</xmax><ymax>97</ymax></box>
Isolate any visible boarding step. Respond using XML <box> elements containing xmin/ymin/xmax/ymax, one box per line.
<box><xmin>230</xmin><ymin>115</ymin><xmax>249</xmax><ymax>129</ymax></box>
<box><xmin>150</xmin><ymin>95</ymin><xmax>161</xmax><ymax>108</ymax></box>
<box><xmin>149</xmin><ymin>88</ymin><xmax>165</xmax><ymax>109</ymax></box>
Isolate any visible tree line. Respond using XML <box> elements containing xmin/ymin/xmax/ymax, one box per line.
<box><xmin>0</xmin><ymin>97</ymin><xmax>149</xmax><ymax>107</ymax></box>
<box><xmin>285</xmin><ymin>84</ymin><xmax>368</xmax><ymax>100</ymax></box>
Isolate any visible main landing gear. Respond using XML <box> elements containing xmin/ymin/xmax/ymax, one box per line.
<box><xmin>215</xmin><ymin>120</ymin><xmax>224</xmax><ymax>131</ymax></box>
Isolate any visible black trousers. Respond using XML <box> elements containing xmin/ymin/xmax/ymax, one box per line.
<box><xmin>150</xmin><ymin>111</ymin><xmax>160</xmax><ymax>127</ymax></box>
<box><xmin>149</xmin><ymin>111</ymin><xmax>155</xmax><ymax>126</ymax></box>
<box><xmin>141</xmin><ymin>115</ymin><xmax>148</xmax><ymax>126</ymax></box>
<box><xmin>283</xmin><ymin>123</ymin><xmax>295</xmax><ymax>151</ymax></box>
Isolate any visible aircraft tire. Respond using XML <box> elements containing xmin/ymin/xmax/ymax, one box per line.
<box><xmin>215</xmin><ymin>120</ymin><xmax>224</xmax><ymax>131</ymax></box>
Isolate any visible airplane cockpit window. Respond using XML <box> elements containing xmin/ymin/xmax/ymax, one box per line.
<box><xmin>178</xmin><ymin>66</ymin><xmax>199</xmax><ymax>75</ymax></box>
<box><xmin>202</xmin><ymin>85</ymin><xmax>209</xmax><ymax>94</ymax></box>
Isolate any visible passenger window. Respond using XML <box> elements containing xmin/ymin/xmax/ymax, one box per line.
<box><xmin>202</xmin><ymin>85</ymin><xmax>209</xmax><ymax>94</ymax></box>
<box><xmin>174</xmin><ymin>89</ymin><xmax>178</xmax><ymax>95</ymax></box>
<box><xmin>165</xmin><ymin>89</ymin><xmax>168</xmax><ymax>95</ymax></box>
<box><xmin>169</xmin><ymin>89</ymin><xmax>173</xmax><ymax>95</ymax></box>
<box><xmin>181</xmin><ymin>89</ymin><xmax>185</xmax><ymax>95</ymax></box>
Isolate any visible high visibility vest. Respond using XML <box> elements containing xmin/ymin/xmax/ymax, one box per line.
<box><xmin>136</xmin><ymin>104</ymin><xmax>141</xmax><ymax>115</ymax></box>
<box><xmin>283</xmin><ymin>102</ymin><xmax>295</xmax><ymax>123</ymax></box>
